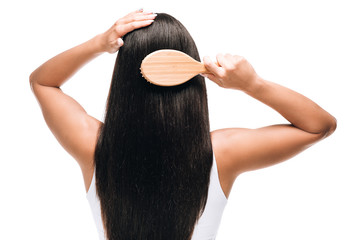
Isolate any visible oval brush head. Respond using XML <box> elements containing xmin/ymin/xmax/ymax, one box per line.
<box><xmin>140</xmin><ymin>49</ymin><xmax>209</xmax><ymax>86</ymax></box>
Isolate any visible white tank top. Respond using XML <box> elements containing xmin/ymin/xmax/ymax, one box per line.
<box><xmin>86</xmin><ymin>154</ymin><xmax>228</xmax><ymax>240</ymax></box>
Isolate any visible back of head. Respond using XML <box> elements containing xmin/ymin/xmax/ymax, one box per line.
<box><xmin>95</xmin><ymin>13</ymin><xmax>213</xmax><ymax>240</ymax></box>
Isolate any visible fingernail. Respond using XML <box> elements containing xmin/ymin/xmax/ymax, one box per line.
<box><xmin>137</xmin><ymin>8</ymin><xmax>144</xmax><ymax>12</ymax></box>
<box><xmin>117</xmin><ymin>38</ymin><xmax>124</xmax><ymax>46</ymax></box>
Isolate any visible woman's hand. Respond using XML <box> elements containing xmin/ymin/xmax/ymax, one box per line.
<box><xmin>203</xmin><ymin>54</ymin><xmax>261</xmax><ymax>93</ymax></box>
<box><xmin>98</xmin><ymin>9</ymin><xmax>157</xmax><ymax>53</ymax></box>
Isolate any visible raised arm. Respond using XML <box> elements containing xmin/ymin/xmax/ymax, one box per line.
<box><xmin>29</xmin><ymin>10</ymin><xmax>157</xmax><ymax>187</ymax></box>
<box><xmin>203</xmin><ymin>54</ymin><xmax>336</xmax><ymax>196</ymax></box>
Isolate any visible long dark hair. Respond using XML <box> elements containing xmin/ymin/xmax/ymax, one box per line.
<box><xmin>94</xmin><ymin>13</ymin><xmax>213</xmax><ymax>240</ymax></box>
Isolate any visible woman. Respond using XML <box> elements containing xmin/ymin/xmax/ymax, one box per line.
<box><xmin>30</xmin><ymin>10</ymin><xmax>336</xmax><ymax>240</ymax></box>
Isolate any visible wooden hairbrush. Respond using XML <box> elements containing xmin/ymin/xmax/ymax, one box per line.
<box><xmin>140</xmin><ymin>49</ymin><xmax>209</xmax><ymax>86</ymax></box>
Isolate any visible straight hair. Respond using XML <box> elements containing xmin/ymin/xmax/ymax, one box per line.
<box><xmin>94</xmin><ymin>13</ymin><xmax>213</xmax><ymax>240</ymax></box>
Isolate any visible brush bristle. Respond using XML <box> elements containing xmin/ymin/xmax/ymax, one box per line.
<box><xmin>139</xmin><ymin>65</ymin><xmax>152</xmax><ymax>84</ymax></box>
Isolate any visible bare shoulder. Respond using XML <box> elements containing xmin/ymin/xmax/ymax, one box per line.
<box><xmin>211</xmin><ymin>128</ymin><xmax>260</xmax><ymax>197</ymax></box>
<box><xmin>79</xmin><ymin>116</ymin><xmax>102</xmax><ymax>192</ymax></box>
<box><xmin>211</xmin><ymin>128</ymin><xmax>249</xmax><ymax>199</ymax></box>
<box><xmin>211</xmin><ymin>128</ymin><xmax>258</xmax><ymax>173</ymax></box>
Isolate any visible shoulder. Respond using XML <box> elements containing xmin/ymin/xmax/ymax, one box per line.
<box><xmin>211</xmin><ymin>128</ymin><xmax>249</xmax><ymax>198</ymax></box>
<box><xmin>211</xmin><ymin>128</ymin><xmax>250</xmax><ymax>175</ymax></box>
<box><xmin>78</xmin><ymin>117</ymin><xmax>102</xmax><ymax>192</ymax></box>
<box><xmin>211</xmin><ymin>127</ymin><xmax>250</xmax><ymax>165</ymax></box>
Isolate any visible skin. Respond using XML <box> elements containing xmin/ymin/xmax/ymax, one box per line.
<box><xmin>30</xmin><ymin>10</ymin><xmax>337</xmax><ymax>199</ymax></box>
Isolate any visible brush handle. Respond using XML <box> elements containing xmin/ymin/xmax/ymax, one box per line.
<box><xmin>179</xmin><ymin>61</ymin><xmax>211</xmax><ymax>75</ymax></box>
<box><xmin>197</xmin><ymin>63</ymin><xmax>211</xmax><ymax>75</ymax></box>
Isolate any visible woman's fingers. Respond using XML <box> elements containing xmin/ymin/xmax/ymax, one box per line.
<box><xmin>100</xmin><ymin>10</ymin><xmax>156</xmax><ymax>53</ymax></box>
<box><xmin>116</xmin><ymin>38</ymin><xmax>124</xmax><ymax>48</ymax></box>
<box><xmin>204</xmin><ymin>54</ymin><xmax>260</xmax><ymax>90</ymax></box>
<box><xmin>216</xmin><ymin>53</ymin><xmax>235</xmax><ymax>70</ymax></box>
<box><xmin>118</xmin><ymin>19</ymin><xmax>155</xmax><ymax>35</ymax></box>
<box><xmin>117</xmin><ymin>11</ymin><xmax>156</xmax><ymax>25</ymax></box>
<box><xmin>203</xmin><ymin>56</ymin><xmax>227</xmax><ymax>86</ymax></box>
<box><xmin>203</xmin><ymin>56</ymin><xmax>225</xmax><ymax>78</ymax></box>
<box><xmin>201</xmin><ymin>73</ymin><xmax>224</xmax><ymax>87</ymax></box>
<box><xmin>115</xmin><ymin>12</ymin><xmax>157</xmax><ymax>36</ymax></box>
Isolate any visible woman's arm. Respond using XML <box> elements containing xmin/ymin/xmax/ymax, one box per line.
<box><xmin>30</xmin><ymin>10</ymin><xmax>157</xmax><ymax>87</ymax></box>
<box><xmin>29</xmin><ymin>10</ymin><xmax>157</xmax><ymax>186</ymax></box>
<box><xmin>204</xmin><ymin>54</ymin><xmax>336</xmax><ymax>195</ymax></box>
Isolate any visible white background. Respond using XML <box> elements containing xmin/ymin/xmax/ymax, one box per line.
<box><xmin>1</xmin><ymin>0</ymin><xmax>359</xmax><ymax>239</ymax></box>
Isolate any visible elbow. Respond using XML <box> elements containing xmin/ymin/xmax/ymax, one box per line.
<box><xmin>328</xmin><ymin>117</ymin><xmax>337</xmax><ymax>136</ymax></box>
<box><xmin>29</xmin><ymin>72</ymin><xmax>33</xmax><ymax>88</ymax></box>
<box><xmin>29</xmin><ymin>72</ymin><xmax>36</xmax><ymax>92</ymax></box>
<box><xmin>320</xmin><ymin>116</ymin><xmax>337</xmax><ymax>139</ymax></box>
